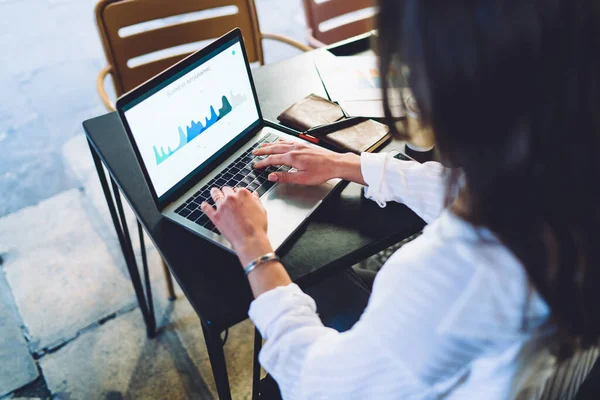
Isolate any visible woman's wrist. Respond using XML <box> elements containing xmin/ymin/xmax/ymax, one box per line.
<box><xmin>246</xmin><ymin>260</ymin><xmax>292</xmax><ymax>297</ymax></box>
<box><xmin>235</xmin><ymin>234</ymin><xmax>275</xmax><ymax>267</ymax></box>
<box><xmin>236</xmin><ymin>235</ymin><xmax>293</xmax><ymax>297</ymax></box>
<box><xmin>334</xmin><ymin>152</ymin><xmax>367</xmax><ymax>185</ymax></box>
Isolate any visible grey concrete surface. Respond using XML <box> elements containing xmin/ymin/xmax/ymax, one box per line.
<box><xmin>0</xmin><ymin>0</ymin><xmax>308</xmax><ymax>398</ymax></box>
<box><xmin>61</xmin><ymin>133</ymin><xmax>151</xmax><ymax>267</ymax></box>
<box><xmin>0</xmin><ymin>0</ymin><xmax>107</xmax><ymax>217</ymax></box>
<box><xmin>40</xmin><ymin>290</ymin><xmax>258</xmax><ymax>400</ymax></box>
<box><xmin>40</xmin><ymin>307</ymin><xmax>214</xmax><ymax>400</ymax></box>
<box><xmin>0</xmin><ymin>189</ymin><xmax>138</xmax><ymax>352</ymax></box>
<box><xmin>0</xmin><ymin>267</ymin><xmax>38</xmax><ymax>397</ymax></box>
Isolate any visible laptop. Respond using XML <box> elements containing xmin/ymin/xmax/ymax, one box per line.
<box><xmin>116</xmin><ymin>28</ymin><xmax>340</xmax><ymax>253</ymax></box>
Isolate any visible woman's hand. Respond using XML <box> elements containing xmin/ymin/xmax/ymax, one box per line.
<box><xmin>202</xmin><ymin>186</ymin><xmax>293</xmax><ymax>295</ymax></box>
<box><xmin>253</xmin><ymin>140</ymin><xmax>366</xmax><ymax>186</ymax></box>
<box><xmin>201</xmin><ymin>187</ymin><xmax>274</xmax><ymax>266</ymax></box>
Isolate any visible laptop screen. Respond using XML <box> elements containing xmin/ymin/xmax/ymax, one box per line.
<box><xmin>121</xmin><ymin>38</ymin><xmax>260</xmax><ymax>199</ymax></box>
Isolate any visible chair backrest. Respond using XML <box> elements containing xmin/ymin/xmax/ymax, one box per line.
<box><xmin>539</xmin><ymin>346</ymin><xmax>600</xmax><ymax>400</ymax></box>
<box><xmin>574</xmin><ymin>354</ymin><xmax>600</xmax><ymax>399</ymax></box>
<box><xmin>302</xmin><ymin>0</ymin><xmax>375</xmax><ymax>47</ymax></box>
<box><xmin>95</xmin><ymin>0</ymin><xmax>264</xmax><ymax>96</ymax></box>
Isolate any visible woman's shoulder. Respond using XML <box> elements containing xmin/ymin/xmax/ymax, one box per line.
<box><xmin>381</xmin><ymin>210</ymin><xmax>523</xmax><ymax>283</ymax></box>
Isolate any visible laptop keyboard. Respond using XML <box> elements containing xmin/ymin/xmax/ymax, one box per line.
<box><xmin>173</xmin><ymin>133</ymin><xmax>290</xmax><ymax>235</ymax></box>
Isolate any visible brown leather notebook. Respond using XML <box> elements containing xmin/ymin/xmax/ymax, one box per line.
<box><xmin>278</xmin><ymin>94</ymin><xmax>391</xmax><ymax>154</ymax></box>
<box><xmin>322</xmin><ymin>119</ymin><xmax>390</xmax><ymax>154</ymax></box>
<box><xmin>278</xmin><ymin>93</ymin><xmax>345</xmax><ymax>131</ymax></box>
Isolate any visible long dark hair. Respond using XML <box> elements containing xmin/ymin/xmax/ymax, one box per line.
<box><xmin>378</xmin><ymin>0</ymin><xmax>600</xmax><ymax>357</ymax></box>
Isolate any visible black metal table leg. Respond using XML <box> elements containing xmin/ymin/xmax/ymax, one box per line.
<box><xmin>252</xmin><ymin>327</ymin><xmax>263</xmax><ymax>400</ymax></box>
<box><xmin>88</xmin><ymin>140</ymin><xmax>156</xmax><ymax>337</ymax></box>
<box><xmin>138</xmin><ymin>220</ymin><xmax>156</xmax><ymax>331</ymax></box>
<box><xmin>162</xmin><ymin>259</ymin><xmax>177</xmax><ymax>300</ymax></box>
<box><xmin>202</xmin><ymin>322</ymin><xmax>232</xmax><ymax>400</ymax></box>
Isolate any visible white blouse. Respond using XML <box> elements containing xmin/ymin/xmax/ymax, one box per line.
<box><xmin>249</xmin><ymin>152</ymin><xmax>554</xmax><ymax>399</ymax></box>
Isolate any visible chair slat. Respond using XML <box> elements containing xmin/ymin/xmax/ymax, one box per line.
<box><xmin>567</xmin><ymin>353</ymin><xmax>589</xmax><ymax>399</ymax></box>
<box><xmin>311</xmin><ymin>0</ymin><xmax>374</xmax><ymax>24</ymax></box>
<box><xmin>570</xmin><ymin>349</ymin><xmax>599</xmax><ymax>399</ymax></box>
<box><xmin>120</xmin><ymin>53</ymin><xmax>193</xmax><ymax>92</ymax></box>
<box><xmin>118</xmin><ymin>31</ymin><xmax>260</xmax><ymax>93</ymax></box>
<box><xmin>102</xmin><ymin>0</ymin><xmax>239</xmax><ymax>29</ymax></box>
<box><xmin>538</xmin><ymin>347</ymin><xmax>600</xmax><ymax>400</ymax></box>
<box><xmin>556</xmin><ymin>357</ymin><xmax>575</xmax><ymax>399</ymax></box>
<box><xmin>541</xmin><ymin>358</ymin><xmax>568</xmax><ymax>400</ymax></box>
<box><xmin>116</xmin><ymin>15</ymin><xmax>245</xmax><ymax>59</ymax></box>
<box><xmin>315</xmin><ymin>18</ymin><xmax>373</xmax><ymax>45</ymax></box>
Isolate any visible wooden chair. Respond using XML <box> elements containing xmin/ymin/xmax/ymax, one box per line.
<box><xmin>302</xmin><ymin>0</ymin><xmax>375</xmax><ymax>48</ymax></box>
<box><xmin>95</xmin><ymin>0</ymin><xmax>311</xmax><ymax>109</ymax></box>
<box><xmin>94</xmin><ymin>0</ymin><xmax>310</xmax><ymax>300</ymax></box>
<box><xmin>540</xmin><ymin>346</ymin><xmax>600</xmax><ymax>400</ymax></box>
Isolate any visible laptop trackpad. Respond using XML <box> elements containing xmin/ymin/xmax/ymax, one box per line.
<box><xmin>263</xmin><ymin>182</ymin><xmax>334</xmax><ymax>249</ymax></box>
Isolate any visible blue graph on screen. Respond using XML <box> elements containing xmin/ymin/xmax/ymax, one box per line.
<box><xmin>153</xmin><ymin>91</ymin><xmax>247</xmax><ymax>165</ymax></box>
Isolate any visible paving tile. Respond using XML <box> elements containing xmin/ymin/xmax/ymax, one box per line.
<box><xmin>10</xmin><ymin>398</ymin><xmax>42</xmax><ymax>400</ymax></box>
<box><xmin>162</xmin><ymin>305</ymin><xmax>258</xmax><ymax>400</ymax></box>
<box><xmin>17</xmin><ymin>60</ymin><xmax>108</xmax><ymax>142</ymax></box>
<box><xmin>0</xmin><ymin>0</ymin><xmax>106</xmax><ymax>216</ymax></box>
<box><xmin>0</xmin><ymin>267</ymin><xmax>38</xmax><ymax>397</ymax></box>
<box><xmin>149</xmin><ymin>277</ymin><xmax>259</xmax><ymax>400</ymax></box>
<box><xmin>40</xmin><ymin>290</ymin><xmax>257</xmax><ymax>400</ymax></box>
<box><xmin>0</xmin><ymin>149</ymin><xmax>79</xmax><ymax>218</ymax></box>
<box><xmin>40</xmin><ymin>306</ymin><xmax>213</xmax><ymax>400</ymax></box>
<box><xmin>0</xmin><ymin>77</ymin><xmax>81</xmax><ymax>217</ymax></box>
<box><xmin>217</xmin><ymin>319</ymin><xmax>259</xmax><ymax>400</ymax></box>
<box><xmin>0</xmin><ymin>189</ymin><xmax>137</xmax><ymax>351</ymax></box>
<box><xmin>61</xmin><ymin>134</ymin><xmax>135</xmax><ymax>240</ymax></box>
<box><xmin>11</xmin><ymin>398</ymin><xmax>42</xmax><ymax>400</ymax></box>
<box><xmin>62</xmin><ymin>132</ymin><xmax>191</xmax><ymax>317</ymax></box>
<box><xmin>0</xmin><ymin>77</ymin><xmax>38</xmax><ymax>136</ymax></box>
<box><xmin>61</xmin><ymin>133</ymin><xmax>161</xmax><ymax>275</ymax></box>
<box><xmin>0</xmin><ymin>0</ymin><xmax>104</xmax><ymax>77</ymax></box>
<box><xmin>0</xmin><ymin>112</ymin><xmax>52</xmax><ymax>164</ymax></box>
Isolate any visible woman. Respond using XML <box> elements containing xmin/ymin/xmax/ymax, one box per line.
<box><xmin>200</xmin><ymin>0</ymin><xmax>600</xmax><ymax>398</ymax></box>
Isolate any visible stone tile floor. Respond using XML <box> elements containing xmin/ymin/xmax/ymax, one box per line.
<box><xmin>0</xmin><ymin>0</ymin><xmax>310</xmax><ymax>398</ymax></box>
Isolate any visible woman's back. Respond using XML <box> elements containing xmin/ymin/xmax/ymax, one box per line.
<box><xmin>357</xmin><ymin>210</ymin><xmax>552</xmax><ymax>399</ymax></box>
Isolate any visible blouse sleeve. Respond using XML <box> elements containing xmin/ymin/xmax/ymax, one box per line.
<box><xmin>360</xmin><ymin>152</ymin><xmax>451</xmax><ymax>224</ymax></box>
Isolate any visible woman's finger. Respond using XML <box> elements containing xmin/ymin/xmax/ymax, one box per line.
<box><xmin>267</xmin><ymin>171</ymin><xmax>307</xmax><ymax>184</ymax></box>
<box><xmin>222</xmin><ymin>186</ymin><xmax>235</xmax><ymax>196</ymax></box>
<box><xmin>253</xmin><ymin>153</ymin><xmax>292</xmax><ymax>169</ymax></box>
<box><xmin>200</xmin><ymin>201</ymin><xmax>216</xmax><ymax>220</ymax></box>
<box><xmin>261</xmin><ymin>139</ymin><xmax>294</xmax><ymax>147</ymax></box>
<box><xmin>210</xmin><ymin>187</ymin><xmax>225</xmax><ymax>205</ymax></box>
<box><xmin>253</xmin><ymin>144</ymin><xmax>294</xmax><ymax>156</ymax></box>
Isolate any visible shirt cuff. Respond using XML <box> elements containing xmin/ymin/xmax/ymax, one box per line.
<box><xmin>249</xmin><ymin>283</ymin><xmax>317</xmax><ymax>339</ymax></box>
<box><xmin>360</xmin><ymin>152</ymin><xmax>389</xmax><ymax>208</ymax></box>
